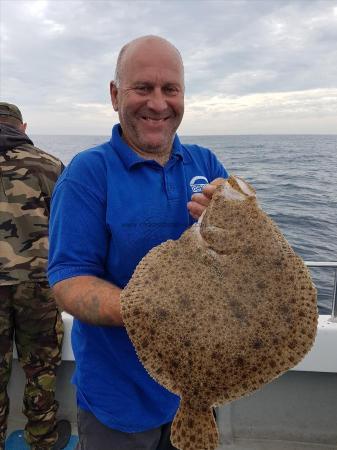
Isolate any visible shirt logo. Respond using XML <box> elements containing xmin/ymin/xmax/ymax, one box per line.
<box><xmin>190</xmin><ymin>176</ymin><xmax>209</xmax><ymax>193</ymax></box>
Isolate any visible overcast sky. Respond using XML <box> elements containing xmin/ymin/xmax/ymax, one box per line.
<box><xmin>1</xmin><ymin>0</ymin><xmax>337</xmax><ymax>135</ymax></box>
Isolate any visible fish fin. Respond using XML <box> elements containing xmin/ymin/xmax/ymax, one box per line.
<box><xmin>171</xmin><ymin>399</ymin><xmax>219</xmax><ymax>450</ymax></box>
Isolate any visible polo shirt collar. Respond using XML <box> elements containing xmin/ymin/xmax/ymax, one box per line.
<box><xmin>110</xmin><ymin>124</ymin><xmax>188</xmax><ymax>170</ymax></box>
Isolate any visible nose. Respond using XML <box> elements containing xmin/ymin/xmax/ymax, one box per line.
<box><xmin>147</xmin><ymin>87</ymin><xmax>167</xmax><ymax>112</ymax></box>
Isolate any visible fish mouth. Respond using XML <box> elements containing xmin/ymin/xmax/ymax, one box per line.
<box><xmin>226</xmin><ymin>176</ymin><xmax>256</xmax><ymax>198</ymax></box>
<box><xmin>207</xmin><ymin>177</ymin><xmax>256</xmax><ymax>202</ymax></box>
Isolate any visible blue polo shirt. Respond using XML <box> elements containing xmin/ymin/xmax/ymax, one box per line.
<box><xmin>48</xmin><ymin>124</ymin><xmax>228</xmax><ymax>432</ymax></box>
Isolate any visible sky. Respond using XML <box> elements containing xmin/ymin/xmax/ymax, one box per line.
<box><xmin>1</xmin><ymin>0</ymin><xmax>337</xmax><ymax>135</ymax></box>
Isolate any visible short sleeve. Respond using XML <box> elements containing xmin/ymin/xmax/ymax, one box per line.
<box><xmin>48</xmin><ymin>152</ymin><xmax>109</xmax><ymax>286</ymax></box>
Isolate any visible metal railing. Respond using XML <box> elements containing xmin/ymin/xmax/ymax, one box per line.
<box><xmin>305</xmin><ymin>261</ymin><xmax>337</xmax><ymax>322</ymax></box>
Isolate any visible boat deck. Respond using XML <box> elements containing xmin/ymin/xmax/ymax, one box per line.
<box><xmin>218</xmin><ymin>440</ymin><xmax>335</xmax><ymax>449</ymax></box>
<box><xmin>7</xmin><ymin>351</ymin><xmax>337</xmax><ymax>450</ymax></box>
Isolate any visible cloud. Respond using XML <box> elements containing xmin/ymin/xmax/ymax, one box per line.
<box><xmin>1</xmin><ymin>0</ymin><xmax>337</xmax><ymax>134</ymax></box>
<box><xmin>182</xmin><ymin>87</ymin><xmax>337</xmax><ymax>134</ymax></box>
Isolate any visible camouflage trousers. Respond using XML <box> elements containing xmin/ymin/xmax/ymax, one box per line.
<box><xmin>0</xmin><ymin>282</ymin><xmax>63</xmax><ymax>449</ymax></box>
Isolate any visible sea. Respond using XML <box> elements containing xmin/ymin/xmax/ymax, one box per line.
<box><xmin>32</xmin><ymin>133</ymin><xmax>337</xmax><ymax>315</ymax></box>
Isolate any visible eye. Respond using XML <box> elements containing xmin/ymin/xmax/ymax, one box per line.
<box><xmin>164</xmin><ymin>86</ymin><xmax>179</xmax><ymax>95</ymax></box>
<box><xmin>134</xmin><ymin>85</ymin><xmax>150</xmax><ymax>94</ymax></box>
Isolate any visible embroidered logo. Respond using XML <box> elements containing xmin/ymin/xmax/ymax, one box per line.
<box><xmin>190</xmin><ymin>176</ymin><xmax>209</xmax><ymax>193</ymax></box>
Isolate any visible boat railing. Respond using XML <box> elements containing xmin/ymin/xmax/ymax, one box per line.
<box><xmin>305</xmin><ymin>261</ymin><xmax>337</xmax><ymax>322</ymax></box>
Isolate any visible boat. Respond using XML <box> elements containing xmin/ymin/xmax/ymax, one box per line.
<box><xmin>6</xmin><ymin>262</ymin><xmax>337</xmax><ymax>450</ymax></box>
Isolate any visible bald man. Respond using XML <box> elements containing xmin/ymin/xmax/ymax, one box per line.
<box><xmin>48</xmin><ymin>36</ymin><xmax>228</xmax><ymax>450</ymax></box>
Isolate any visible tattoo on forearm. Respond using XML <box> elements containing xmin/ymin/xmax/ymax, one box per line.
<box><xmin>55</xmin><ymin>277</ymin><xmax>121</xmax><ymax>326</ymax></box>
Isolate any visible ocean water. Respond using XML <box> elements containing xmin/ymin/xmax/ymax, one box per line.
<box><xmin>32</xmin><ymin>133</ymin><xmax>337</xmax><ymax>314</ymax></box>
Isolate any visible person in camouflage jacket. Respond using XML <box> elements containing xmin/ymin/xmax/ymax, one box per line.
<box><xmin>0</xmin><ymin>103</ymin><xmax>70</xmax><ymax>450</ymax></box>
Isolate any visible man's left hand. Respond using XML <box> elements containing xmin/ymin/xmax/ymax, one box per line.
<box><xmin>187</xmin><ymin>178</ymin><xmax>225</xmax><ymax>220</ymax></box>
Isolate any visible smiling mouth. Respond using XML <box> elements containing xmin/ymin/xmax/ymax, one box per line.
<box><xmin>141</xmin><ymin>116</ymin><xmax>169</xmax><ymax>122</ymax></box>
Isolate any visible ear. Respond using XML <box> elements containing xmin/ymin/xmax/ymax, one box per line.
<box><xmin>110</xmin><ymin>81</ymin><xmax>119</xmax><ymax>111</ymax></box>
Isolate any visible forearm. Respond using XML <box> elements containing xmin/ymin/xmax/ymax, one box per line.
<box><xmin>53</xmin><ymin>275</ymin><xmax>123</xmax><ymax>326</ymax></box>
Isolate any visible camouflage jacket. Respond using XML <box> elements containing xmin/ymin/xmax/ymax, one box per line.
<box><xmin>0</xmin><ymin>124</ymin><xmax>64</xmax><ymax>285</ymax></box>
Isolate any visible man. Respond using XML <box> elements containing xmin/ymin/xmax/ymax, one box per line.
<box><xmin>48</xmin><ymin>35</ymin><xmax>228</xmax><ymax>450</ymax></box>
<box><xmin>0</xmin><ymin>103</ymin><xmax>71</xmax><ymax>450</ymax></box>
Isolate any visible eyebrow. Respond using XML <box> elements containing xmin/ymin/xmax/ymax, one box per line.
<box><xmin>132</xmin><ymin>81</ymin><xmax>182</xmax><ymax>88</ymax></box>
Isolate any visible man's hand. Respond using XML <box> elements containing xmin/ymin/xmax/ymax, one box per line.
<box><xmin>187</xmin><ymin>178</ymin><xmax>225</xmax><ymax>220</ymax></box>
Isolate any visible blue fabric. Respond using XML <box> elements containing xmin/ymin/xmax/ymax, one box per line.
<box><xmin>48</xmin><ymin>124</ymin><xmax>228</xmax><ymax>432</ymax></box>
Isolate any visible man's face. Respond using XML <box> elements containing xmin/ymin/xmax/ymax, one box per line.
<box><xmin>110</xmin><ymin>40</ymin><xmax>184</xmax><ymax>156</ymax></box>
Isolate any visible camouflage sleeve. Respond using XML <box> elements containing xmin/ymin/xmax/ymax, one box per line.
<box><xmin>39</xmin><ymin>160</ymin><xmax>64</xmax><ymax>215</ymax></box>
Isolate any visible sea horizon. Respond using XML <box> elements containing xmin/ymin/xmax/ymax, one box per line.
<box><xmin>31</xmin><ymin>132</ymin><xmax>337</xmax><ymax>138</ymax></box>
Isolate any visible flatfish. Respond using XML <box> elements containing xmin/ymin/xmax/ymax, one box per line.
<box><xmin>121</xmin><ymin>176</ymin><xmax>318</xmax><ymax>450</ymax></box>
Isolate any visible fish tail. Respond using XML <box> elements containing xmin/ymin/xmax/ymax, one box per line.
<box><xmin>171</xmin><ymin>399</ymin><xmax>219</xmax><ymax>450</ymax></box>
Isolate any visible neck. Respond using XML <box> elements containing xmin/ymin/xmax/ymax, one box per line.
<box><xmin>139</xmin><ymin>150</ymin><xmax>171</xmax><ymax>166</ymax></box>
<box><xmin>122</xmin><ymin>136</ymin><xmax>172</xmax><ymax>166</ymax></box>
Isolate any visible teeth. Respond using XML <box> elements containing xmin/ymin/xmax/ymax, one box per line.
<box><xmin>143</xmin><ymin>117</ymin><xmax>165</xmax><ymax>121</ymax></box>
